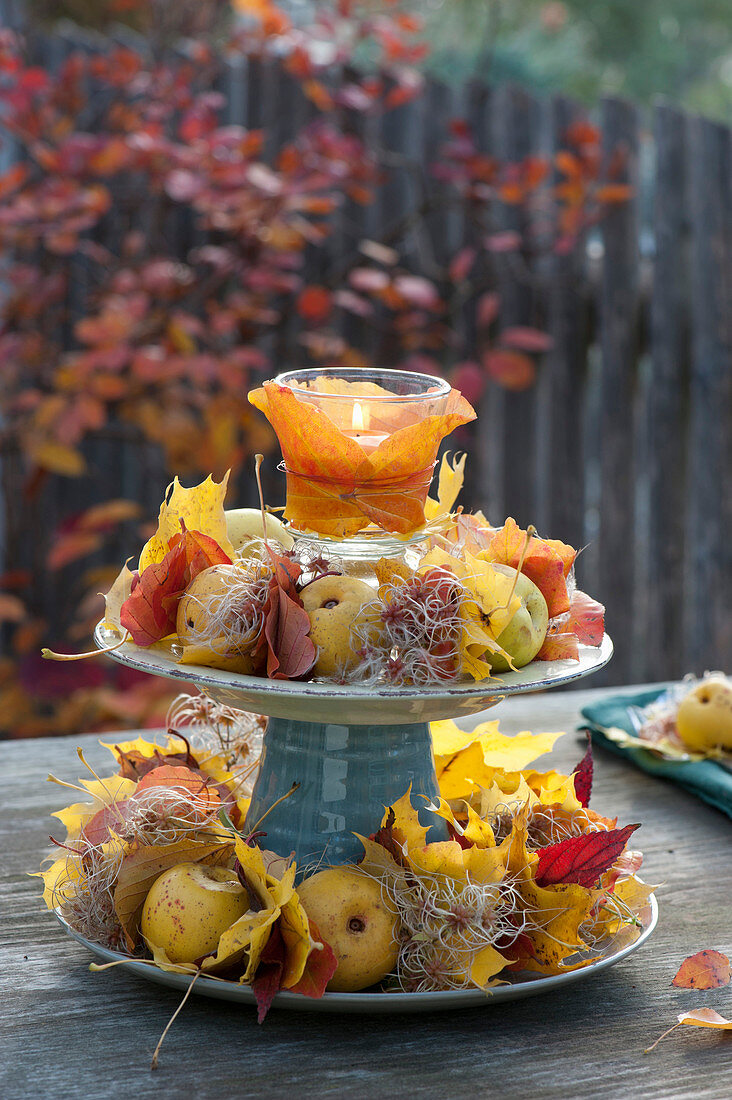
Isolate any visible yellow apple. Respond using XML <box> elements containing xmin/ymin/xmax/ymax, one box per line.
<box><xmin>487</xmin><ymin>564</ymin><xmax>548</xmax><ymax>672</ymax></box>
<box><xmin>140</xmin><ymin>862</ymin><xmax>249</xmax><ymax>964</ymax></box>
<box><xmin>176</xmin><ymin>564</ymin><xmax>261</xmax><ymax>673</ymax></box>
<box><xmin>296</xmin><ymin>867</ymin><xmax>399</xmax><ymax>992</ymax></box>
<box><xmin>676</xmin><ymin>677</ymin><xmax>732</xmax><ymax>753</ymax></box>
<box><xmin>300</xmin><ymin>575</ymin><xmax>377</xmax><ymax>678</ymax></box>
<box><xmin>225</xmin><ymin>508</ymin><xmax>294</xmax><ymax>556</ymax></box>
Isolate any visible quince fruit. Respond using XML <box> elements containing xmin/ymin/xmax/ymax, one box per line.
<box><xmin>487</xmin><ymin>564</ymin><xmax>548</xmax><ymax>672</ymax></box>
<box><xmin>225</xmin><ymin>508</ymin><xmax>294</xmax><ymax>555</ymax></box>
<box><xmin>300</xmin><ymin>575</ymin><xmax>377</xmax><ymax>678</ymax></box>
<box><xmin>176</xmin><ymin>564</ymin><xmax>260</xmax><ymax>674</ymax></box>
<box><xmin>296</xmin><ymin>867</ymin><xmax>399</xmax><ymax>991</ymax></box>
<box><xmin>676</xmin><ymin>676</ymin><xmax>732</xmax><ymax>752</ymax></box>
<box><xmin>141</xmin><ymin>862</ymin><xmax>249</xmax><ymax>964</ymax></box>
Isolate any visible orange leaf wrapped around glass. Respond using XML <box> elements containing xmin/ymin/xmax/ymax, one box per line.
<box><xmin>248</xmin><ymin>368</ymin><xmax>476</xmax><ymax>538</ymax></box>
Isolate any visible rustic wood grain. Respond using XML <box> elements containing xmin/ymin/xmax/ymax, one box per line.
<box><xmin>596</xmin><ymin>98</ymin><xmax>641</xmax><ymax>687</ymax></box>
<box><xmin>643</xmin><ymin>105</ymin><xmax>690</xmax><ymax>683</ymax></box>
<box><xmin>3</xmin><ymin>686</ymin><xmax>731</xmax><ymax>1099</ymax></box>
<box><xmin>685</xmin><ymin>116</ymin><xmax>732</xmax><ymax>676</ymax></box>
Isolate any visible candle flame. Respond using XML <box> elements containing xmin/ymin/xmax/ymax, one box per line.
<box><xmin>351</xmin><ymin>401</ymin><xmax>367</xmax><ymax>432</ymax></box>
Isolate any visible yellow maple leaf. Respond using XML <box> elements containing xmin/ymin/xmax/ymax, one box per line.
<box><xmin>424</xmin><ymin>452</ymin><xmax>466</xmax><ymax>521</ymax></box>
<box><xmin>138</xmin><ymin>472</ymin><xmax>234</xmax><ymax>571</ymax></box>
<box><xmin>50</xmin><ymin>774</ymin><xmax>138</xmax><ymax>841</ymax></box>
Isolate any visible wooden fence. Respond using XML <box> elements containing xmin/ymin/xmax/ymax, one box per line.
<box><xmin>1</xmin><ymin>17</ymin><xmax>731</xmax><ymax>690</ymax></box>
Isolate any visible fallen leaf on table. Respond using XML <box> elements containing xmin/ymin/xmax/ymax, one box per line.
<box><xmin>646</xmin><ymin>1008</ymin><xmax>732</xmax><ymax>1052</ymax></box>
<box><xmin>672</xmin><ymin>950</ymin><xmax>731</xmax><ymax>990</ymax></box>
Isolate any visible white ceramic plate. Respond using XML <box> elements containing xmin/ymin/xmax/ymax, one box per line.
<box><xmin>56</xmin><ymin>897</ymin><xmax>656</xmax><ymax>1015</ymax></box>
<box><xmin>93</xmin><ymin>623</ymin><xmax>613</xmax><ymax>725</ymax></box>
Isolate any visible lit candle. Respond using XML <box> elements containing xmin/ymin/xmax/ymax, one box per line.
<box><xmin>345</xmin><ymin>400</ymin><xmax>390</xmax><ymax>452</ymax></box>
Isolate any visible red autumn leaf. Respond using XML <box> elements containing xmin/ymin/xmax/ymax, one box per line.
<box><xmin>498</xmin><ymin>326</ymin><xmax>553</xmax><ymax>353</ymax></box>
<box><xmin>476</xmin><ymin>291</ymin><xmax>500</xmax><ymax>329</ymax></box>
<box><xmin>115</xmin><ymin>744</ymin><xmax>196</xmax><ymax>780</ymax></box>
<box><xmin>82</xmin><ymin>799</ymin><xmax>133</xmax><ymax>846</ymax></box>
<box><xmin>254</xmin><ymin>549</ymin><xmax>316</xmax><ymax>681</ymax></box>
<box><xmin>484</xmin><ymin>231</ymin><xmax>521</xmax><ymax>253</ymax></box>
<box><xmin>120</xmin><ymin>525</ymin><xmax>231</xmax><ymax>646</ymax></box>
<box><xmin>567</xmin><ymin>590</ymin><xmax>605</xmax><ymax>646</ymax></box>
<box><xmin>448</xmin><ymin>246</ymin><xmax>476</xmax><ymax>283</ymax></box>
<box><xmin>672</xmin><ymin>950</ymin><xmax>731</xmax><ymax>990</ymax></box>
<box><xmin>534</xmin><ymin>823</ymin><xmax>640</xmax><ymax>888</ymax></box>
<box><xmin>263</xmin><ymin>582</ymin><xmax>316</xmax><ymax>680</ymax></box>
<box><xmin>594</xmin><ymin>183</ymin><xmax>634</xmax><ymax>204</ymax></box>
<box><xmin>572</xmin><ymin>736</ymin><xmax>593</xmax><ymax>808</ymax></box>
<box><xmin>536</xmin><ymin>632</ymin><xmax>580</xmax><ymax>662</ymax></box>
<box><xmin>296</xmin><ymin>285</ymin><xmax>332</xmax><ymax>323</ymax></box>
<box><xmin>136</xmin><ymin>764</ymin><xmax>220</xmax><ymax>803</ymax></box>
<box><xmin>289</xmin><ymin>920</ymin><xmax>339</xmax><ymax>998</ymax></box>
<box><xmin>452</xmin><ymin>361</ymin><xmax>485</xmax><ymax>405</ymax></box>
<box><xmin>251</xmin><ymin>921</ymin><xmax>287</xmax><ymax>1024</ymax></box>
<box><xmin>120</xmin><ymin>546</ymin><xmax>188</xmax><ymax>646</ymax></box>
<box><xmin>483</xmin><ymin>349</ymin><xmax>536</xmax><ymax>391</ymax></box>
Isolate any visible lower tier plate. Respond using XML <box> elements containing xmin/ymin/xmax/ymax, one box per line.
<box><xmin>56</xmin><ymin>896</ymin><xmax>657</xmax><ymax>1015</ymax></box>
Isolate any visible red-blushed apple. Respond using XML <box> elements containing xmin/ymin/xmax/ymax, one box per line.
<box><xmin>141</xmin><ymin>862</ymin><xmax>249</xmax><ymax>964</ymax></box>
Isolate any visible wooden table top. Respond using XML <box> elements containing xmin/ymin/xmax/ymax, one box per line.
<box><xmin>2</xmin><ymin>683</ymin><xmax>731</xmax><ymax>1100</ymax></box>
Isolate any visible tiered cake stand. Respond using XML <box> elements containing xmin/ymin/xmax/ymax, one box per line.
<box><xmin>77</xmin><ymin>628</ymin><xmax>658</xmax><ymax>1013</ymax></box>
<box><xmin>95</xmin><ymin>624</ymin><xmax>613</xmax><ymax>866</ymax></box>
<box><xmin>82</xmin><ymin>627</ymin><xmax>659</xmax><ymax>1012</ymax></box>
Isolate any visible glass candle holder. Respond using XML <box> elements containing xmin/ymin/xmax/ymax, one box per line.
<box><xmin>249</xmin><ymin>366</ymin><xmax>475</xmax><ymax>539</ymax></box>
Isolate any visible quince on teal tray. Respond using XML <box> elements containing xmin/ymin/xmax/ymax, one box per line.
<box><xmin>580</xmin><ymin>686</ymin><xmax>732</xmax><ymax>821</ymax></box>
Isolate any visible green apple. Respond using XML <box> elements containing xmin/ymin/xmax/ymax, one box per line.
<box><xmin>140</xmin><ymin>862</ymin><xmax>249</xmax><ymax>964</ymax></box>
<box><xmin>487</xmin><ymin>564</ymin><xmax>548</xmax><ymax>672</ymax></box>
<box><xmin>225</xmin><ymin>508</ymin><xmax>294</xmax><ymax>555</ymax></box>
<box><xmin>296</xmin><ymin>867</ymin><xmax>398</xmax><ymax>992</ymax></box>
<box><xmin>176</xmin><ymin>564</ymin><xmax>261</xmax><ymax>673</ymax></box>
<box><xmin>676</xmin><ymin>677</ymin><xmax>732</xmax><ymax>753</ymax></box>
<box><xmin>300</xmin><ymin>575</ymin><xmax>378</xmax><ymax>678</ymax></box>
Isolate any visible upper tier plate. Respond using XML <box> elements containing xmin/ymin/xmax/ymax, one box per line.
<box><xmin>94</xmin><ymin>622</ymin><xmax>613</xmax><ymax>724</ymax></box>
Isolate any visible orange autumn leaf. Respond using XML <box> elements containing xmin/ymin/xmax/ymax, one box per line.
<box><xmin>248</xmin><ymin>379</ymin><xmax>475</xmax><ymax>537</ymax></box>
<box><xmin>672</xmin><ymin>950</ymin><xmax>731</xmax><ymax>990</ymax></box>
<box><xmin>536</xmin><ymin>632</ymin><xmax>580</xmax><ymax>662</ymax></box>
<box><xmin>483</xmin><ymin>517</ymin><xmax>572</xmax><ymax>617</ymax></box>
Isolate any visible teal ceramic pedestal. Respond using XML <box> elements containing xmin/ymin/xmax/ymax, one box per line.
<box><xmin>244</xmin><ymin>716</ymin><xmax>448</xmax><ymax>867</ymax></box>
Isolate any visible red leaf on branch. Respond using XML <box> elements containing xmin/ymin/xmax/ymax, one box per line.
<box><xmin>672</xmin><ymin>950</ymin><xmax>731</xmax><ymax>990</ymax></box>
<box><xmin>483</xmin><ymin>349</ymin><xmax>535</xmax><ymax>391</ymax></box>
<box><xmin>251</xmin><ymin>922</ymin><xmax>286</xmax><ymax>1024</ymax></box>
<box><xmin>572</xmin><ymin>735</ymin><xmax>593</xmax><ymax>808</ymax></box>
<box><xmin>567</xmin><ymin>590</ymin><xmax>605</xmax><ymax>646</ymax></box>
<box><xmin>120</xmin><ymin>524</ymin><xmax>231</xmax><ymax>646</ymax></box>
<box><xmin>499</xmin><ymin>326</ymin><xmax>553</xmax><ymax>353</ymax></box>
<box><xmin>534</xmin><ymin>823</ymin><xmax>640</xmax><ymax>887</ymax></box>
<box><xmin>289</xmin><ymin>920</ymin><xmax>338</xmax><ymax>998</ymax></box>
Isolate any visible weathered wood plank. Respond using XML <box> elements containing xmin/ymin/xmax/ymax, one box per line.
<box><xmin>643</xmin><ymin>104</ymin><xmax>690</xmax><ymax>682</ymax></box>
<box><xmin>596</xmin><ymin>97</ymin><xmax>641</xmax><ymax>685</ymax></box>
<box><xmin>534</xmin><ymin>96</ymin><xmax>589</xmax><ymax>554</ymax></box>
<box><xmin>488</xmin><ymin>83</ymin><xmax>541</xmax><ymax>531</ymax></box>
<box><xmin>685</xmin><ymin>115</ymin><xmax>732</xmax><ymax>676</ymax></box>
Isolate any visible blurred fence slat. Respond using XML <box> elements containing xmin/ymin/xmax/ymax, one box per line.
<box><xmin>1</xmin><ymin>27</ymin><xmax>731</xmax><ymax>686</ymax></box>
<box><xmin>685</xmin><ymin>116</ymin><xmax>732</xmax><ymax>675</ymax></box>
